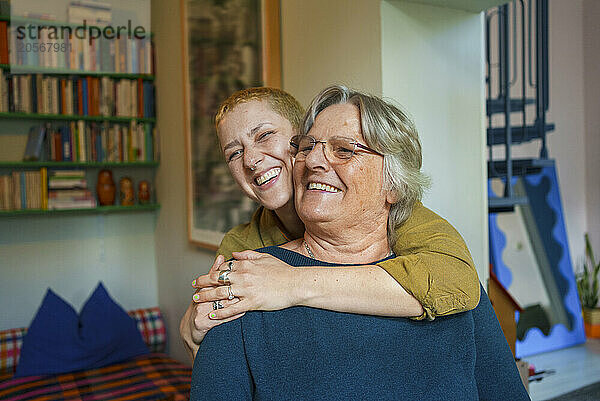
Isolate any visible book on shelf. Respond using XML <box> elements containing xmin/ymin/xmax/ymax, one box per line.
<box><xmin>48</xmin><ymin>188</ymin><xmax>96</xmax><ymax>209</ymax></box>
<box><xmin>0</xmin><ymin>1</ymin><xmax>9</xmax><ymax>17</ymax></box>
<box><xmin>41</xmin><ymin>166</ymin><xmax>47</xmax><ymax>209</ymax></box>
<box><xmin>67</xmin><ymin>1</ymin><xmax>112</xmax><ymax>26</ymax></box>
<box><xmin>51</xmin><ymin>169</ymin><xmax>85</xmax><ymax>176</ymax></box>
<box><xmin>23</xmin><ymin>125</ymin><xmax>47</xmax><ymax>161</ymax></box>
<box><xmin>0</xmin><ymin>69</ymin><xmax>8</xmax><ymax>112</ymax></box>
<box><xmin>48</xmin><ymin>169</ymin><xmax>87</xmax><ymax>189</ymax></box>
<box><xmin>0</xmin><ymin>174</ymin><xmax>10</xmax><ymax>210</ymax></box>
<box><xmin>0</xmin><ymin>21</ymin><xmax>6</xmax><ymax>65</ymax></box>
<box><xmin>11</xmin><ymin>171</ymin><xmax>21</xmax><ymax>210</ymax></box>
<box><xmin>48</xmin><ymin>198</ymin><xmax>96</xmax><ymax>209</ymax></box>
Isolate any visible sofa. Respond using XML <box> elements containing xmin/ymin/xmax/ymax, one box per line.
<box><xmin>0</xmin><ymin>307</ymin><xmax>192</xmax><ymax>400</ymax></box>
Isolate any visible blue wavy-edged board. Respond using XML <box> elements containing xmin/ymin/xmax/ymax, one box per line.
<box><xmin>488</xmin><ymin>165</ymin><xmax>585</xmax><ymax>357</ymax></box>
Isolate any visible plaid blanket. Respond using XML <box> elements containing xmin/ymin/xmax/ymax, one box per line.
<box><xmin>0</xmin><ymin>354</ymin><xmax>191</xmax><ymax>401</ymax></box>
<box><xmin>0</xmin><ymin>307</ymin><xmax>167</xmax><ymax>376</ymax></box>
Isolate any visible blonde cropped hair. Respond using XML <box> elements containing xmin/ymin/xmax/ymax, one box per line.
<box><xmin>303</xmin><ymin>85</ymin><xmax>430</xmax><ymax>244</ymax></box>
<box><xmin>215</xmin><ymin>87</ymin><xmax>304</xmax><ymax>133</ymax></box>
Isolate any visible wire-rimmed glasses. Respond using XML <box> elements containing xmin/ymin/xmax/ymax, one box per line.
<box><xmin>289</xmin><ymin>135</ymin><xmax>382</xmax><ymax>164</ymax></box>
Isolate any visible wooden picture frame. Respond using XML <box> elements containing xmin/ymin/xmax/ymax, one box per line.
<box><xmin>181</xmin><ymin>0</ymin><xmax>281</xmax><ymax>249</ymax></box>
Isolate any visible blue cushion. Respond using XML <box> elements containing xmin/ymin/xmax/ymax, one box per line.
<box><xmin>15</xmin><ymin>282</ymin><xmax>149</xmax><ymax>377</ymax></box>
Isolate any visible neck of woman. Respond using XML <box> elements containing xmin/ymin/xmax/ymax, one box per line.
<box><xmin>299</xmin><ymin>218</ymin><xmax>391</xmax><ymax>264</ymax></box>
<box><xmin>274</xmin><ymin>200</ymin><xmax>305</xmax><ymax>240</ymax></box>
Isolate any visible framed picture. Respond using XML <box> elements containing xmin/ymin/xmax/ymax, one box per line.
<box><xmin>182</xmin><ymin>0</ymin><xmax>281</xmax><ymax>249</ymax></box>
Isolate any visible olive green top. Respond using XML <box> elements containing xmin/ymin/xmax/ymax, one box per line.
<box><xmin>216</xmin><ymin>202</ymin><xmax>480</xmax><ymax>320</ymax></box>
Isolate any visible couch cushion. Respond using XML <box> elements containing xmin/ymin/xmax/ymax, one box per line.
<box><xmin>0</xmin><ymin>328</ymin><xmax>25</xmax><ymax>375</ymax></box>
<box><xmin>14</xmin><ymin>283</ymin><xmax>149</xmax><ymax>377</ymax></box>
<box><xmin>128</xmin><ymin>307</ymin><xmax>167</xmax><ymax>353</ymax></box>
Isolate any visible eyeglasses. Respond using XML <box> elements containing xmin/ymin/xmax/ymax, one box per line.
<box><xmin>289</xmin><ymin>135</ymin><xmax>383</xmax><ymax>164</ymax></box>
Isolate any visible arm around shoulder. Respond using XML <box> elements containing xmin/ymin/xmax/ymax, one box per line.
<box><xmin>379</xmin><ymin>203</ymin><xmax>481</xmax><ymax>320</ymax></box>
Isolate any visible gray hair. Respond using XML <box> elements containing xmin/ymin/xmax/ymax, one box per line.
<box><xmin>303</xmin><ymin>84</ymin><xmax>430</xmax><ymax>244</ymax></box>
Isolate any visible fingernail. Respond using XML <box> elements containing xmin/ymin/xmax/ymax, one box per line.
<box><xmin>209</xmin><ymin>313</ymin><xmax>216</xmax><ymax>319</ymax></box>
<box><xmin>192</xmin><ymin>293</ymin><xmax>200</xmax><ymax>302</ymax></box>
<box><xmin>191</xmin><ymin>279</ymin><xmax>196</xmax><ymax>287</ymax></box>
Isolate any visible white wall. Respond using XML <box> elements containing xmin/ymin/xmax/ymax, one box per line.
<box><xmin>0</xmin><ymin>214</ymin><xmax>159</xmax><ymax>329</ymax></box>
<box><xmin>545</xmin><ymin>0</ymin><xmax>587</xmax><ymax>265</ymax></box>
<box><xmin>381</xmin><ymin>0</ymin><xmax>488</xmax><ymax>282</ymax></box>
<box><xmin>583</xmin><ymin>0</ymin><xmax>600</xmax><ymax>260</ymax></box>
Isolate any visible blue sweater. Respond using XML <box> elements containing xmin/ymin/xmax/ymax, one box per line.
<box><xmin>191</xmin><ymin>247</ymin><xmax>529</xmax><ymax>401</ymax></box>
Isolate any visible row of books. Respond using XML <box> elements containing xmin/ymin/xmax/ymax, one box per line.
<box><xmin>0</xmin><ymin>168</ymin><xmax>98</xmax><ymax>211</ymax></box>
<box><xmin>0</xmin><ymin>168</ymin><xmax>46</xmax><ymax>210</ymax></box>
<box><xmin>23</xmin><ymin>121</ymin><xmax>158</xmax><ymax>163</ymax></box>
<box><xmin>0</xmin><ymin>21</ymin><xmax>154</xmax><ymax>74</ymax></box>
<box><xmin>0</xmin><ymin>71</ymin><xmax>155</xmax><ymax>117</ymax></box>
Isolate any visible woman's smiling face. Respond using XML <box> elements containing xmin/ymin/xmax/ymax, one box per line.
<box><xmin>217</xmin><ymin>100</ymin><xmax>296</xmax><ymax>211</ymax></box>
<box><xmin>293</xmin><ymin>103</ymin><xmax>392</xmax><ymax>229</ymax></box>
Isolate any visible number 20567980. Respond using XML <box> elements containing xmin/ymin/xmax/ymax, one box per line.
<box><xmin>16</xmin><ymin>42</ymin><xmax>72</xmax><ymax>53</ymax></box>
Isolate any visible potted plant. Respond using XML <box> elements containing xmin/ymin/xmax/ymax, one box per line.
<box><xmin>576</xmin><ymin>234</ymin><xmax>600</xmax><ymax>338</ymax></box>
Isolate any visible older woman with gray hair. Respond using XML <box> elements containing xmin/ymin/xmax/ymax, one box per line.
<box><xmin>190</xmin><ymin>85</ymin><xmax>528</xmax><ymax>400</ymax></box>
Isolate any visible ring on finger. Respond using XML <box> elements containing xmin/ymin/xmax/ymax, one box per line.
<box><xmin>227</xmin><ymin>286</ymin><xmax>235</xmax><ymax>300</ymax></box>
<box><xmin>217</xmin><ymin>269</ymin><xmax>231</xmax><ymax>285</ymax></box>
<box><xmin>212</xmin><ymin>300</ymin><xmax>223</xmax><ymax>310</ymax></box>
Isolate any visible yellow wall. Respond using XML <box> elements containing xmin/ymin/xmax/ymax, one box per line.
<box><xmin>151</xmin><ymin>0</ymin><xmax>217</xmax><ymax>363</ymax></box>
<box><xmin>281</xmin><ymin>0</ymin><xmax>382</xmax><ymax>102</ymax></box>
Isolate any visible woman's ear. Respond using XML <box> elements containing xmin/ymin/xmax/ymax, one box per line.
<box><xmin>386</xmin><ymin>189</ymin><xmax>399</xmax><ymax>205</ymax></box>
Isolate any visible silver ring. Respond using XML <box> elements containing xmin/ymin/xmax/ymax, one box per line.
<box><xmin>227</xmin><ymin>286</ymin><xmax>235</xmax><ymax>300</ymax></box>
<box><xmin>228</xmin><ymin>260</ymin><xmax>234</xmax><ymax>271</ymax></box>
<box><xmin>217</xmin><ymin>269</ymin><xmax>231</xmax><ymax>285</ymax></box>
<box><xmin>212</xmin><ymin>300</ymin><xmax>223</xmax><ymax>310</ymax></box>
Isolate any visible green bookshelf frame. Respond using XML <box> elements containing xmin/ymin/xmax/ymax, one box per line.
<box><xmin>0</xmin><ymin>15</ymin><xmax>159</xmax><ymax>218</ymax></box>
<box><xmin>0</xmin><ymin>112</ymin><xmax>155</xmax><ymax>123</ymax></box>
<box><xmin>0</xmin><ymin>64</ymin><xmax>154</xmax><ymax>80</ymax></box>
<box><xmin>0</xmin><ymin>203</ymin><xmax>160</xmax><ymax>216</ymax></box>
<box><xmin>0</xmin><ymin>161</ymin><xmax>159</xmax><ymax>168</ymax></box>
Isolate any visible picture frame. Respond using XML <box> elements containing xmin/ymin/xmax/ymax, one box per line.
<box><xmin>181</xmin><ymin>0</ymin><xmax>281</xmax><ymax>249</ymax></box>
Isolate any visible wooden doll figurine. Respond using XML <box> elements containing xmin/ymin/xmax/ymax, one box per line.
<box><xmin>119</xmin><ymin>177</ymin><xmax>135</xmax><ymax>206</ymax></box>
<box><xmin>138</xmin><ymin>180</ymin><xmax>151</xmax><ymax>204</ymax></box>
<box><xmin>97</xmin><ymin>169</ymin><xmax>116</xmax><ymax>206</ymax></box>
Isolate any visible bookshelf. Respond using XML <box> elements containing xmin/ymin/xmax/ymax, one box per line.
<box><xmin>0</xmin><ymin>161</ymin><xmax>158</xmax><ymax>168</ymax></box>
<box><xmin>0</xmin><ymin>203</ymin><xmax>160</xmax><ymax>216</ymax></box>
<box><xmin>0</xmin><ymin>65</ymin><xmax>155</xmax><ymax>80</ymax></box>
<box><xmin>0</xmin><ymin>112</ymin><xmax>155</xmax><ymax>123</ymax></box>
<box><xmin>0</xmin><ymin>12</ymin><xmax>159</xmax><ymax>216</ymax></box>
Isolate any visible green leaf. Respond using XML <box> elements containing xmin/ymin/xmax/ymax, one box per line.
<box><xmin>586</xmin><ymin>233</ymin><xmax>597</xmax><ymax>269</ymax></box>
<box><xmin>578</xmin><ymin>234</ymin><xmax>600</xmax><ymax>308</ymax></box>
